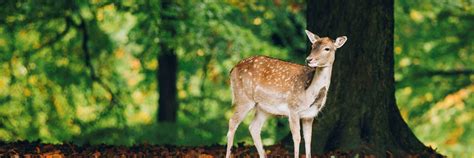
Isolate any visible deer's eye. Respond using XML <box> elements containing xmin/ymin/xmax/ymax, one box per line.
<box><xmin>324</xmin><ymin>48</ymin><xmax>330</xmax><ymax>51</ymax></box>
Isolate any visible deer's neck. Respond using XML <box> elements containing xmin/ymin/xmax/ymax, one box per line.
<box><xmin>305</xmin><ymin>66</ymin><xmax>332</xmax><ymax>99</ymax></box>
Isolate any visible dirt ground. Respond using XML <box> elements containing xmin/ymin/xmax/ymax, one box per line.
<box><xmin>0</xmin><ymin>141</ymin><xmax>443</xmax><ymax>157</ymax></box>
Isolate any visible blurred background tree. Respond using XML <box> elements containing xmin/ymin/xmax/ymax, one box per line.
<box><xmin>0</xmin><ymin>0</ymin><xmax>471</xmax><ymax>157</ymax></box>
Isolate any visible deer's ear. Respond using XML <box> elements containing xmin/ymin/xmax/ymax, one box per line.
<box><xmin>334</xmin><ymin>36</ymin><xmax>347</xmax><ymax>48</ymax></box>
<box><xmin>305</xmin><ymin>30</ymin><xmax>320</xmax><ymax>44</ymax></box>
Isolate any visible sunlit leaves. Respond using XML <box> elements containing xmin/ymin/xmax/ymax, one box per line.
<box><xmin>395</xmin><ymin>0</ymin><xmax>474</xmax><ymax>156</ymax></box>
<box><xmin>409</xmin><ymin>10</ymin><xmax>424</xmax><ymax>22</ymax></box>
<box><xmin>0</xmin><ymin>0</ymin><xmax>301</xmax><ymax>146</ymax></box>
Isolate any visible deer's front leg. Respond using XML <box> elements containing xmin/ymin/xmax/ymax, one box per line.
<box><xmin>302</xmin><ymin>118</ymin><xmax>314</xmax><ymax>158</ymax></box>
<box><xmin>289</xmin><ymin>112</ymin><xmax>301</xmax><ymax>158</ymax></box>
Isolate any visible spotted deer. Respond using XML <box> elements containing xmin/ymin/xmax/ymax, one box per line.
<box><xmin>225</xmin><ymin>30</ymin><xmax>347</xmax><ymax>158</ymax></box>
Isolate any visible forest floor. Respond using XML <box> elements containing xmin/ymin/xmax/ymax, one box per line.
<box><xmin>0</xmin><ymin>141</ymin><xmax>443</xmax><ymax>158</ymax></box>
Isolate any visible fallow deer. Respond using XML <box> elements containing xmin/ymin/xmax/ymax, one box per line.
<box><xmin>225</xmin><ymin>30</ymin><xmax>347</xmax><ymax>158</ymax></box>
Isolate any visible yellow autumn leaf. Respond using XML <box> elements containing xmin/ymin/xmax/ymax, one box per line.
<box><xmin>132</xmin><ymin>91</ymin><xmax>145</xmax><ymax>104</ymax></box>
<box><xmin>444</xmin><ymin>127</ymin><xmax>464</xmax><ymax>145</ymax></box>
<box><xmin>425</xmin><ymin>93</ymin><xmax>433</xmax><ymax>102</ymax></box>
<box><xmin>130</xmin><ymin>59</ymin><xmax>141</xmax><ymax>70</ymax></box>
<box><xmin>395</xmin><ymin>46</ymin><xmax>402</xmax><ymax>55</ymax></box>
<box><xmin>28</xmin><ymin>75</ymin><xmax>38</xmax><ymax>85</ymax></box>
<box><xmin>114</xmin><ymin>47</ymin><xmax>125</xmax><ymax>58</ymax></box>
<box><xmin>399</xmin><ymin>58</ymin><xmax>411</xmax><ymax>67</ymax></box>
<box><xmin>146</xmin><ymin>59</ymin><xmax>158</xmax><ymax>70</ymax></box>
<box><xmin>23</xmin><ymin>88</ymin><xmax>31</xmax><ymax>97</ymax></box>
<box><xmin>196</xmin><ymin>49</ymin><xmax>205</xmax><ymax>56</ymax></box>
<box><xmin>429</xmin><ymin>84</ymin><xmax>474</xmax><ymax>116</ymax></box>
<box><xmin>253</xmin><ymin>17</ymin><xmax>262</xmax><ymax>25</ymax></box>
<box><xmin>402</xmin><ymin>87</ymin><xmax>412</xmax><ymax>95</ymax></box>
<box><xmin>410</xmin><ymin>10</ymin><xmax>424</xmax><ymax>22</ymax></box>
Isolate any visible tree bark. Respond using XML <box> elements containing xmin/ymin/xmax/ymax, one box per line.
<box><xmin>157</xmin><ymin>52</ymin><xmax>178</xmax><ymax>122</ymax></box>
<box><xmin>157</xmin><ymin>0</ymin><xmax>178</xmax><ymax>122</ymax></box>
<box><xmin>300</xmin><ymin>0</ymin><xmax>430</xmax><ymax>156</ymax></box>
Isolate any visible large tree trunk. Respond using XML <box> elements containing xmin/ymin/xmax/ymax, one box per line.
<box><xmin>157</xmin><ymin>0</ymin><xmax>178</xmax><ymax>122</ymax></box>
<box><xmin>302</xmin><ymin>0</ymin><xmax>430</xmax><ymax>156</ymax></box>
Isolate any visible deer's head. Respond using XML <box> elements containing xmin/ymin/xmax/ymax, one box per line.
<box><xmin>305</xmin><ymin>30</ymin><xmax>347</xmax><ymax>68</ymax></box>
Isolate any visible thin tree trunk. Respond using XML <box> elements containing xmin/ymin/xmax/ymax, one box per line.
<box><xmin>298</xmin><ymin>0</ymin><xmax>431</xmax><ymax>156</ymax></box>
<box><xmin>157</xmin><ymin>52</ymin><xmax>178</xmax><ymax>122</ymax></box>
<box><xmin>157</xmin><ymin>0</ymin><xmax>178</xmax><ymax>122</ymax></box>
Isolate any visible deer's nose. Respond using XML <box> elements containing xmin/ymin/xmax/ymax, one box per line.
<box><xmin>306</xmin><ymin>57</ymin><xmax>313</xmax><ymax>63</ymax></box>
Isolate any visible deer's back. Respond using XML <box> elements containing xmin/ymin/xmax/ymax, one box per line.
<box><xmin>231</xmin><ymin>56</ymin><xmax>315</xmax><ymax>100</ymax></box>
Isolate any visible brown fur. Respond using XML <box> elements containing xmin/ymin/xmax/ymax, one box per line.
<box><xmin>312</xmin><ymin>86</ymin><xmax>327</xmax><ymax>109</ymax></box>
<box><xmin>232</xmin><ymin>56</ymin><xmax>315</xmax><ymax>94</ymax></box>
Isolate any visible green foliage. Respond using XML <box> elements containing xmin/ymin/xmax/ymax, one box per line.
<box><xmin>0</xmin><ymin>0</ymin><xmax>472</xmax><ymax>157</ymax></box>
<box><xmin>0</xmin><ymin>0</ymin><xmax>303</xmax><ymax>146</ymax></box>
<box><xmin>395</xmin><ymin>0</ymin><xmax>473</xmax><ymax>157</ymax></box>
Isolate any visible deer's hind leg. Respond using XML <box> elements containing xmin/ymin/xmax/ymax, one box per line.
<box><xmin>227</xmin><ymin>67</ymin><xmax>257</xmax><ymax>158</ymax></box>
<box><xmin>249</xmin><ymin>108</ymin><xmax>269</xmax><ymax>158</ymax></box>
<box><xmin>225</xmin><ymin>100</ymin><xmax>255</xmax><ymax>158</ymax></box>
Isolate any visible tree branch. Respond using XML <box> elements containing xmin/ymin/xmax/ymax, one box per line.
<box><xmin>77</xmin><ymin>16</ymin><xmax>97</xmax><ymax>82</ymax></box>
<box><xmin>31</xmin><ymin>17</ymin><xmax>72</xmax><ymax>53</ymax></box>
<box><xmin>398</xmin><ymin>69</ymin><xmax>474</xmax><ymax>85</ymax></box>
<box><xmin>416</xmin><ymin>69</ymin><xmax>474</xmax><ymax>77</ymax></box>
<box><xmin>76</xmin><ymin>15</ymin><xmax>122</xmax><ymax>115</ymax></box>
